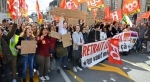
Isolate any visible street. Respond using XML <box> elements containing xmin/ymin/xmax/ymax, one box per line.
<box><xmin>22</xmin><ymin>51</ymin><xmax>150</xmax><ymax>82</ymax></box>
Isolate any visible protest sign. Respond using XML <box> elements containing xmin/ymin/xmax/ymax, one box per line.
<box><xmin>68</xmin><ymin>18</ymin><xmax>78</xmax><ymax>25</ymax></box>
<box><xmin>50</xmin><ymin>7</ymin><xmax>86</xmax><ymax>19</ymax></box>
<box><xmin>96</xmin><ymin>8</ymin><xmax>105</xmax><ymax>20</ymax></box>
<box><xmin>62</xmin><ymin>34</ymin><xmax>72</xmax><ymax>48</ymax></box>
<box><xmin>21</xmin><ymin>41</ymin><xmax>37</xmax><ymax>54</ymax></box>
<box><xmin>85</xmin><ymin>13</ymin><xmax>95</xmax><ymax>26</ymax></box>
<box><xmin>50</xmin><ymin>31</ymin><xmax>61</xmax><ymax>39</ymax></box>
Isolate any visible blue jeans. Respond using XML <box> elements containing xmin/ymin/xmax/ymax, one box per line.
<box><xmin>136</xmin><ymin>38</ymin><xmax>144</xmax><ymax>51</ymax></box>
<box><xmin>57</xmin><ymin>55</ymin><xmax>68</xmax><ymax>68</ymax></box>
<box><xmin>0</xmin><ymin>62</ymin><xmax>11</xmax><ymax>82</ymax></box>
<box><xmin>21</xmin><ymin>54</ymin><xmax>35</xmax><ymax>79</ymax></box>
<box><xmin>34</xmin><ymin>55</ymin><xmax>39</xmax><ymax>70</ymax></box>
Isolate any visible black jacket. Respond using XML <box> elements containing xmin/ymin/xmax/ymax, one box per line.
<box><xmin>1</xmin><ymin>23</ymin><xmax>17</xmax><ymax>64</ymax></box>
<box><xmin>145</xmin><ymin>28</ymin><xmax>150</xmax><ymax>41</ymax></box>
<box><xmin>88</xmin><ymin>30</ymin><xmax>100</xmax><ymax>42</ymax></box>
<box><xmin>107</xmin><ymin>30</ymin><xmax>113</xmax><ymax>38</ymax></box>
<box><xmin>82</xmin><ymin>32</ymin><xmax>89</xmax><ymax>44</ymax></box>
<box><xmin>111</xmin><ymin>27</ymin><xmax>121</xmax><ymax>36</ymax></box>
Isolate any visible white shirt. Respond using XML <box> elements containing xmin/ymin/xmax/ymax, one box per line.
<box><xmin>100</xmin><ymin>32</ymin><xmax>107</xmax><ymax>40</ymax></box>
<box><xmin>72</xmin><ymin>32</ymin><xmax>84</xmax><ymax>50</ymax></box>
<box><xmin>58</xmin><ymin>17</ymin><xmax>67</xmax><ymax>35</ymax></box>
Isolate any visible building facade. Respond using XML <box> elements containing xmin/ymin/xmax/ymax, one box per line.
<box><xmin>0</xmin><ymin>0</ymin><xmax>7</xmax><ymax>13</ymax></box>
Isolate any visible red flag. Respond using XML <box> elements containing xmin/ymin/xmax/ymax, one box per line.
<box><xmin>60</xmin><ymin>0</ymin><xmax>66</xmax><ymax>9</ymax></box>
<box><xmin>108</xmin><ymin>39</ymin><xmax>122</xmax><ymax>65</ymax></box>
<box><xmin>36</xmin><ymin>0</ymin><xmax>43</xmax><ymax>24</ymax></box>
<box><xmin>122</xmin><ymin>0</ymin><xmax>140</xmax><ymax>15</ymax></box>
<box><xmin>7</xmin><ymin>0</ymin><xmax>20</xmax><ymax>19</ymax></box>
<box><xmin>92</xmin><ymin>8</ymin><xmax>98</xmax><ymax>18</ymax></box>
<box><xmin>19</xmin><ymin>0</ymin><xmax>28</xmax><ymax>17</ymax></box>
<box><xmin>110</xmin><ymin>9</ymin><xmax>122</xmax><ymax>21</ymax></box>
<box><xmin>140</xmin><ymin>11</ymin><xmax>150</xmax><ymax>19</ymax></box>
<box><xmin>66</xmin><ymin>0</ymin><xmax>78</xmax><ymax>10</ymax></box>
<box><xmin>104</xmin><ymin>6</ymin><xmax>110</xmax><ymax>21</ymax></box>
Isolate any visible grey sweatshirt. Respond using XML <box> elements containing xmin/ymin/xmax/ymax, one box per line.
<box><xmin>138</xmin><ymin>24</ymin><xmax>147</xmax><ymax>38</ymax></box>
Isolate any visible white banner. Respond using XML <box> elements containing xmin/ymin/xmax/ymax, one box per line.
<box><xmin>81</xmin><ymin>40</ymin><xmax>108</xmax><ymax>68</ymax></box>
<box><xmin>81</xmin><ymin>31</ymin><xmax>138</xmax><ymax>67</ymax></box>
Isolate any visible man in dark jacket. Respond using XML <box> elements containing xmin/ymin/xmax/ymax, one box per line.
<box><xmin>136</xmin><ymin>23</ymin><xmax>147</xmax><ymax>52</ymax></box>
<box><xmin>0</xmin><ymin>23</ymin><xmax>17</xmax><ymax>82</ymax></box>
<box><xmin>111</xmin><ymin>21</ymin><xmax>121</xmax><ymax>36</ymax></box>
<box><xmin>144</xmin><ymin>26</ymin><xmax>150</xmax><ymax>52</ymax></box>
<box><xmin>88</xmin><ymin>24</ymin><xmax>100</xmax><ymax>42</ymax></box>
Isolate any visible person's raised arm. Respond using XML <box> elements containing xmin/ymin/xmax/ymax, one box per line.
<box><xmin>59</xmin><ymin>14</ymin><xmax>65</xmax><ymax>30</ymax></box>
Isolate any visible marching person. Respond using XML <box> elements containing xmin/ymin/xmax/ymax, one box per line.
<box><xmin>56</xmin><ymin>14</ymin><xmax>70</xmax><ymax>73</ymax></box>
<box><xmin>72</xmin><ymin>25</ymin><xmax>84</xmax><ymax>72</ymax></box>
<box><xmin>16</xmin><ymin>26</ymin><xmax>35</xmax><ymax>82</ymax></box>
<box><xmin>8</xmin><ymin>23</ymin><xmax>19</xmax><ymax>82</ymax></box>
<box><xmin>0</xmin><ymin>21</ymin><xmax>17</xmax><ymax>82</ymax></box>
<box><xmin>36</xmin><ymin>27</ymin><xmax>51</xmax><ymax>81</ymax></box>
<box><xmin>88</xmin><ymin>24</ymin><xmax>100</xmax><ymax>42</ymax></box>
<box><xmin>81</xmin><ymin>26</ymin><xmax>89</xmax><ymax>44</ymax></box>
<box><xmin>100</xmin><ymin>27</ymin><xmax>107</xmax><ymax>40</ymax></box>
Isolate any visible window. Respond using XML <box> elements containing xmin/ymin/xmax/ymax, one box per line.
<box><xmin>111</xmin><ymin>0</ymin><xmax>115</xmax><ymax>10</ymax></box>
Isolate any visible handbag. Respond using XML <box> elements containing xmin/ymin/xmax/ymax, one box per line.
<box><xmin>56</xmin><ymin>44</ymin><xmax>68</xmax><ymax>57</ymax></box>
<box><xmin>72</xmin><ymin>45</ymin><xmax>82</xmax><ymax>60</ymax></box>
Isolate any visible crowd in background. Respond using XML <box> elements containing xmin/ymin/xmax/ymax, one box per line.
<box><xmin>0</xmin><ymin>15</ymin><xmax>150</xmax><ymax>82</ymax></box>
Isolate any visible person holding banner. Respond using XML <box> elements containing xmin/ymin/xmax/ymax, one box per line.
<box><xmin>88</xmin><ymin>24</ymin><xmax>100</xmax><ymax>42</ymax></box>
<box><xmin>100</xmin><ymin>27</ymin><xmax>107</xmax><ymax>40</ymax></box>
<box><xmin>72</xmin><ymin>25</ymin><xmax>84</xmax><ymax>72</ymax></box>
<box><xmin>16</xmin><ymin>26</ymin><xmax>35</xmax><ymax>82</ymax></box>
<box><xmin>81</xmin><ymin>26</ymin><xmax>89</xmax><ymax>44</ymax></box>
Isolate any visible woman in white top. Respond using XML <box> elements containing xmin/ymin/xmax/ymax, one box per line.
<box><xmin>72</xmin><ymin>25</ymin><xmax>84</xmax><ymax>72</ymax></box>
<box><xmin>100</xmin><ymin>27</ymin><xmax>107</xmax><ymax>40</ymax></box>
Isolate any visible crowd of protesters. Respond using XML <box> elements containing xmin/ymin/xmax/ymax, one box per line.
<box><xmin>0</xmin><ymin>14</ymin><xmax>150</xmax><ymax>82</ymax></box>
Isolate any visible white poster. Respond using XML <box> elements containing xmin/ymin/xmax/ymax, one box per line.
<box><xmin>81</xmin><ymin>40</ymin><xmax>108</xmax><ymax>68</ymax></box>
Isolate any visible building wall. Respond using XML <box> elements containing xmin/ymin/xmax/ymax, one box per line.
<box><xmin>0</xmin><ymin>0</ymin><xmax>7</xmax><ymax>13</ymax></box>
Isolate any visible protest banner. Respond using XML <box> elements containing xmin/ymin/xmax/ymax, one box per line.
<box><xmin>81</xmin><ymin>31</ymin><xmax>138</xmax><ymax>67</ymax></box>
<box><xmin>81</xmin><ymin>40</ymin><xmax>108</xmax><ymax>67</ymax></box>
<box><xmin>50</xmin><ymin>30</ymin><xmax>61</xmax><ymax>39</ymax></box>
<box><xmin>21</xmin><ymin>41</ymin><xmax>37</xmax><ymax>54</ymax></box>
<box><xmin>62</xmin><ymin>34</ymin><xmax>72</xmax><ymax>48</ymax></box>
<box><xmin>108</xmin><ymin>39</ymin><xmax>122</xmax><ymax>65</ymax></box>
<box><xmin>50</xmin><ymin>7</ymin><xmax>86</xmax><ymax>19</ymax></box>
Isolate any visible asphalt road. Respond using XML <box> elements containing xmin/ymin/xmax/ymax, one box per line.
<box><xmin>19</xmin><ymin>51</ymin><xmax>150</xmax><ymax>82</ymax></box>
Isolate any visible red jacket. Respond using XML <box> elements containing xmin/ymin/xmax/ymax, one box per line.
<box><xmin>49</xmin><ymin>37</ymin><xmax>57</xmax><ymax>51</ymax></box>
<box><xmin>36</xmin><ymin>36</ymin><xmax>51</xmax><ymax>57</ymax></box>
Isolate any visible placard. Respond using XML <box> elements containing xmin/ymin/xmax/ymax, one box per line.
<box><xmin>96</xmin><ymin>8</ymin><xmax>105</xmax><ymax>20</ymax></box>
<box><xmin>50</xmin><ymin>7</ymin><xmax>86</xmax><ymax>19</ymax></box>
<box><xmin>68</xmin><ymin>18</ymin><xmax>78</xmax><ymax>25</ymax></box>
<box><xmin>86</xmin><ymin>13</ymin><xmax>95</xmax><ymax>26</ymax></box>
<box><xmin>119</xmin><ymin>41</ymin><xmax>130</xmax><ymax>52</ymax></box>
<box><xmin>21</xmin><ymin>41</ymin><xmax>37</xmax><ymax>54</ymax></box>
<box><xmin>50</xmin><ymin>31</ymin><xmax>61</xmax><ymax>39</ymax></box>
<box><xmin>62</xmin><ymin>34</ymin><xmax>72</xmax><ymax>48</ymax></box>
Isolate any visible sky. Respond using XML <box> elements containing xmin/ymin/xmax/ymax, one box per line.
<box><xmin>26</xmin><ymin>0</ymin><xmax>53</xmax><ymax>15</ymax></box>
